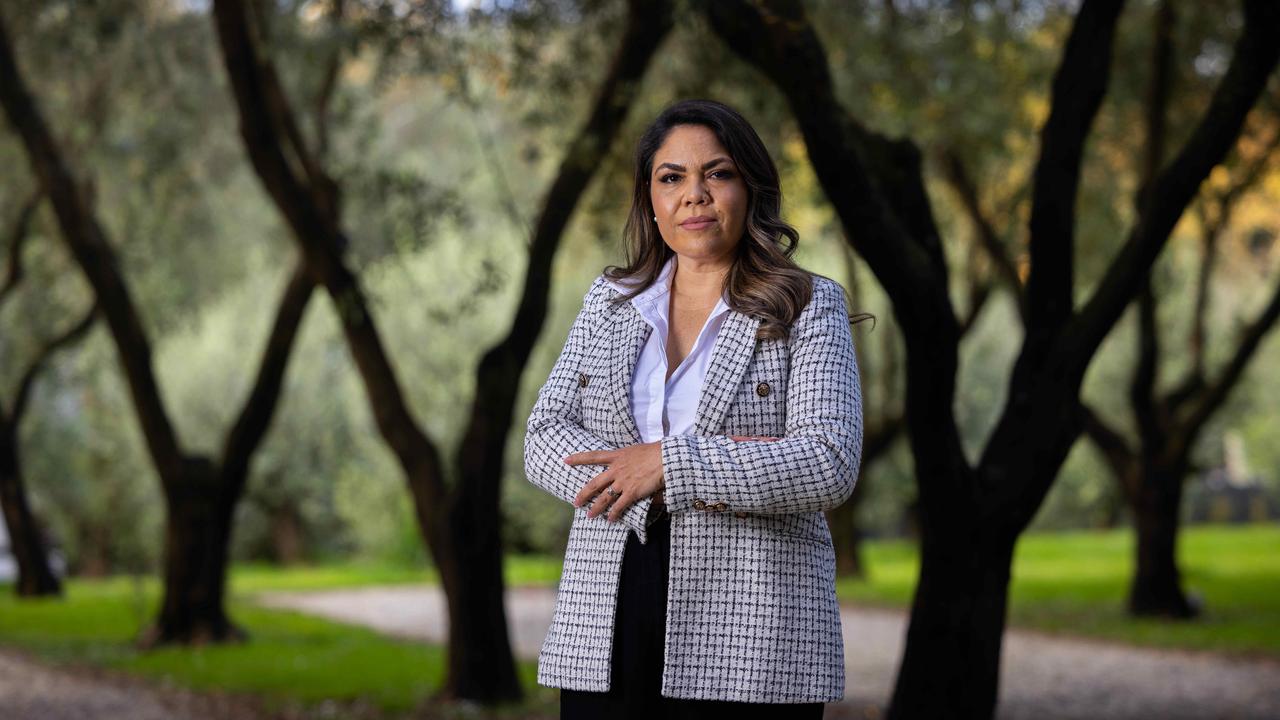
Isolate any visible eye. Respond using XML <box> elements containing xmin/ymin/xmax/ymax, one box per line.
<box><xmin>659</xmin><ymin>173</ymin><xmax>680</xmax><ymax>183</ymax></box>
<box><xmin>711</xmin><ymin>169</ymin><xmax>735</xmax><ymax>179</ymax></box>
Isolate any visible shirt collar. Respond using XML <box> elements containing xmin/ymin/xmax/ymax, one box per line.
<box><xmin>606</xmin><ymin>255</ymin><xmax>732</xmax><ymax>319</ymax></box>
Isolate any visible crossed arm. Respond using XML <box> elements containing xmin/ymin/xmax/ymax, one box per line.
<box><xmin>658</xmin><ymin>278</ymin><xmax>863</xmax><ymax>515</ymax></box>
<box><xmin>523</xmin><ymin>276</ymin><xmax>863</xmax><ymax>543</ymax></box>
<box><xmin>523</xmin><ymin>277</ymin><xmax>658</xmax><ymax>542</ymax></box>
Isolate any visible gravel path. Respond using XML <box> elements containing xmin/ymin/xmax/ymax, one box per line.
<box><xmin>0</xmin><ymin>645</ymin><xmax>272</xmax><ymax>720</ymax></box>
<box><xmin>255</xmin><ymin>585</ymin><xmax>1280</xmax><ymax>720</ymax></box>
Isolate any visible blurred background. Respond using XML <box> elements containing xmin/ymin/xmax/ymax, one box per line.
<box><xmin>0</xmin><ymin>0</ymin><xmax>1277</xmax><ymax>718</ymax></box>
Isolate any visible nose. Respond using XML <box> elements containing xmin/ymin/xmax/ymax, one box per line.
<box><xmin>684</xmin><ymin>176</ymin><xmax>710</xmax><ymax>206</ymax></box>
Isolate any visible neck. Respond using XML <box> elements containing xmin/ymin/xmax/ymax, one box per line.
<box><xmin>671</xmin><ymin>255</ymin><xmax>730</xmax><ymax>303</ymax></box>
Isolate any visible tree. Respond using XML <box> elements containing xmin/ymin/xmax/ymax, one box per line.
<box><xmin>0</xmin><ymin>8</ymin><xmax>323</xmax><ymax>645</ymax></box>
<box><xmin>938</xmin><ymin>0</ymin><xmax>1280</xmax><ymax>621</ymax></box>
<box><xmin>209</xmin><ymin>0</ymin><xmax>673</xmax><ymax>702</ymax></box>
<box><xmin>1080</xmin><ymin>86</ymin><xmax>1280</xmax><ymax>616</ymax></box>
<box><xmin>695</xmin><ymin>0</ymin><xmax>1279</xmax><ymax>717</ymax></box>
<box><xmin>0</xmin><ymin>187</ymin><xmax>87</xmax><ymax>597</ymax></box>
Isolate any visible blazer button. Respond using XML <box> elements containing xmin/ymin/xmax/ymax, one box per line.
<box><xmin>692</xmin><ymin>499</ymin><xmax>707</xmax><ymax>511</ymax></box>
<box><xmin>712</xmin><ymin>502</ymin><xmax>728</xmax><ymax>512</ymax></box>
<box><xmin>756</xmin><ymin>381</ymin><xmax>771</xmax><ymax>397</ymax></box>
<box><xmin>578</xmin><ymin>372</ymin><xmax>589</xmax><ymax>388</ymax></box>
<box><xmin>733</xmin><ymin>511</ymin><xmax>747</xmax><ymax>518</ymax></box>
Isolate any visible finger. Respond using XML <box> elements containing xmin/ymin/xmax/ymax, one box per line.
<box><xmin>564</xmin><ymin>449</ymin><xmax>611</xmax><ymax>466</ymax></box>
<box><xmin>607</xmin><ymin>490</ymin><xmax>634</xmax><ymax>523</ymax></box>
<box><xmin>588</xmin><ymin>486</ymin><xmax>619</xmax><ymax>519</ymax></box>
<box><xmin>573</xmin><ymin>470</ymin><xmax>611</xmax><ymax>508</ymax></box>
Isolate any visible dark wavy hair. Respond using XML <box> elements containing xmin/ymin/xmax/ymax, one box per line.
<box><xmin>603</xmin><ymin>98</ymin><xmax>872</xmax><ymax>341</ymax></box>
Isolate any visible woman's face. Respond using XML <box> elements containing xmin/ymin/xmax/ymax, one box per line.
<box><xmin>649</xmin><ymin>124</ymin><xmax>748</xmax><ymax>265</ymax></box>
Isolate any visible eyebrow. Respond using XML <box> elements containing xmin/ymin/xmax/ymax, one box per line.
<box><xmin>654</xmin><ymin>157</ymin><xmax>733</xmax><ymax>174</ymax></box>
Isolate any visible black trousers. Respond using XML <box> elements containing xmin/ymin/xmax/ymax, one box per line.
<box><xmin>559</xmin><ymin>509</ymin><xmax>825</xmax><ymax>719</ymax></box>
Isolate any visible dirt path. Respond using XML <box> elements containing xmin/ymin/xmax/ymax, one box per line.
<box><xmin>0</xmin><ymin>645</ymin><xmax>272</xmax><ymax>720</ymax></box>
<box><xmin>254</xmin><ymin>584</ymin><xmax>1280</xmax><ymax>720</ymax></box>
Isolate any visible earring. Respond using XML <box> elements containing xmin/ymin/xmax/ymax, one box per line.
<box><xmin>653</xmin><ymin>215</ymin><xmax>657</xmax><ymax>221</ymax></box>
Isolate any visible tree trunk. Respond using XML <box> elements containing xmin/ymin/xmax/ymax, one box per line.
<box><xmin>433</xmin><ymin>0</ymin><xmax>674</xmax><ymax>701</ymax></box>
<box><xmin>1128</xmin><ymin>461</ymin><xmax>1199</xmax><ymax>618</ymax></box>
<box><xmin>0</xmin><ymin>430</ymin><xmax>61</xmax><ymax>596</ymax></box>
<box><xmin>889</xmin><ymin>529</ymin><xmax>1015</xmax><ymax>720</ymax></box>
<box><xmin>268</xmin><ymin>501</ymin><xmax>304</xmax><ymax>565</ymax></box>
<box><xmin>828</xmin><ymin>483</ymin><xmax>866</xmax><ymax>577</ymax></box>
<box><xmin>139</xmin><ymin>458</ymin><xmax>246</xmax><ymax>647</ymax></box>
<box><xmin>440</xmin><ymin>497</ymin><xmax>521</xmax><ymax>701</ymax></box>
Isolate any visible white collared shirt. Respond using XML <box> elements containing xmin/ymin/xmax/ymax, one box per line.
<box><xmin>607</xmin><ymin>255</ymin><xmax>732</xmax><ymax>443</ymax></box>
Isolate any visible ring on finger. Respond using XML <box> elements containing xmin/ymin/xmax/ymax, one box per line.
<box><xmin>606</xmin><ymin>487</ymin><xmax>621</xmax><ymax>497</ymax></box>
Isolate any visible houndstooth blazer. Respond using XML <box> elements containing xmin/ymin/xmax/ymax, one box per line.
<box><xmin>523</xmin><ymin>269</ymin><xmax>863</xmax><ymax>703</ymax></box>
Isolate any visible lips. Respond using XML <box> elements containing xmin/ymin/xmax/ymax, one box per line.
<box><xmin>680</xmin><ymin>216</ymin><xmax>717</xmax><ymax>230</ymax></box>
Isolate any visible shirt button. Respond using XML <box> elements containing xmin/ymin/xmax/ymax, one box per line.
<box><xmin>578</xmin><ymin>372</ymin><xmax>589</xmax><ymax>388</ymax></box>
<box><xmin>712</xmin><ymin>502</ymin><xmax>728</xmax><ymax>512</ymax></box>
<box><xmin>756</xmin><ymin>381</ymin><xmax>771</xmax><ymax>397</ymax></box>
<box><xmin>692</xmin><ymin>499</ymin><xmax>707</xmax><ymax>511</ymax></box>
<box><xmin>733</xmin><ymin>511</ymin><xmax>747</xmax><ymax>518</ymax></box>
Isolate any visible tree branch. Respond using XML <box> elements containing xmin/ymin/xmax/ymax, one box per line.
<box><xmin>1077</xmin><ymin>402</ymin><xmax>1139</xmax><ymax>503</ymax></box>
<box><xmin>312</xmin><ymin>0</ymin><xmax>346</xmax><ymax>163</ymax></box>
<box><xmin>221</xmin><ymin>259</ymin><xmax>314</xmax><ymax>482</ymax></box>
<box><xmin>1180</xmin><ymin>272</ymin><xmax>1280</xmax><ymax>446</ymax></box>
<box><xmin>503</xmin><ymin>0</ymin><xmax>673</xmax><ymax>360</ymax></box>
<box><xmin>939</xmin><ymin>146</ymin><xmax>1026</xmax><ymax>323</ymax></box>
<box><xmin>0</xmin><ymin>11</ymin><xmax>185</xmax><ymax>481</ymax></box>
<box><xmin>1061</xmin><ymin>0</ymin><xmax>1280</xmax><ymax>378</ymax></box>
<box><xmin>1129</xmin><ymin>0</ymin><xmax>1177</xmax><ymax>453</ymax></box>
<box><xmin>698</xmin><ymin>0</ymin><xmax>949</xmax><ymax>336</ymax></box>
<box><xmin>8</xmin><ymin>301</ymin><xmax>97</xmax><ymax>424</ymax></box>
<box><xmin>210</xmin><ymin>0</ymin><xmax>447</xmax><ymax>505</ymax></box>
<box><xmin>1025</xmin><ymin>0</ymin><xmax>1127</xmax><ymax>341</ymax></box>
<box><xmin>0</xmin><ymin>187</ymin><xmax>41</xmax><ymax>306</ymax></box>
<box><xmin>1184</xmin><ymin>117</ymin><xmax>1280</xmax><ymax>385</ymax></box>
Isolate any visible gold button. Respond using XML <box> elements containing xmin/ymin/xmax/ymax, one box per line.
<box><xmin>692</xmin><ymin>499</ymin><xmax>706</xmax><ymax>511</ymax></box>
<box><xmin>578</xmin><ymin>372</ymin><xmax>589</xmax><ymax>388</ymax></box>
<box><xmin>756</xmin><ymin>381</ymin><xmax>771</xmax><ymax>397</ymax></box>
<box><xmin>713</xmin><ymin>502</ymin><xmax>728</xmax><ymax>512</ymax></box>
<box><xmin>734</xmin><ymin>511</ymin><xmax>747</xmax><ymax>518</ymax></box>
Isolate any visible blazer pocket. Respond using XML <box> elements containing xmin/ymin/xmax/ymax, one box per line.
<box><xmin>756</xmin><ymin>512</ymin><xmax>831</xmax><ymax>548</ymax></box>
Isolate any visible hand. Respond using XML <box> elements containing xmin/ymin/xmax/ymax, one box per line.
<box><xmin>566</xmin><ymin>441</ymin><xmax>664</xmax><ymax>523</ymax></box>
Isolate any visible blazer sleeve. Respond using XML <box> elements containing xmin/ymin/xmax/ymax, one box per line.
<box><xmin>660</xmin><ymin>277</ymin><xmax>863</xmax><ymax>515</ymax></box>
<box><xmin>523</xmin><ymin>275</ymin><xmax>656</xmax><ymax>543</ymax></box>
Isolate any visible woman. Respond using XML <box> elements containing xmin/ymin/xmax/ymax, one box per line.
<box><xmin>523</xmin><ymin>99</ymin><xmax>866</xmax><ymax>718</ymax></box>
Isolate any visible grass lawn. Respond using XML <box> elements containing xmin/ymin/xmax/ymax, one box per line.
<box><xmin>833</xmin><ymin>522</ymin><xmax>1280</xmax><ymax>659</ymax></box>
<box><xmin>0</xmin><ymin>562</ymin><xmax>560</xmax><ymax>719</ymax></box>
<box><xmin>226</xmin><ymin>554</ymin><xmax>564</xmax><ymax>595</ymax></box>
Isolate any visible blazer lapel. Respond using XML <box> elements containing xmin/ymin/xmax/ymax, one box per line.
<box><xmin>602</xmin><ymin>297</ymin><xmax>762</xmax><ymax>443</ymax></box>
<box><xmin>604</xmin><ymin>302</ymin><xmax>649</xmax><ymax>445</ymax></box>
<box><xmin>692</xmin><ymin>309</ymin><xmax>761</xmax><ymax>436</ymax></box>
